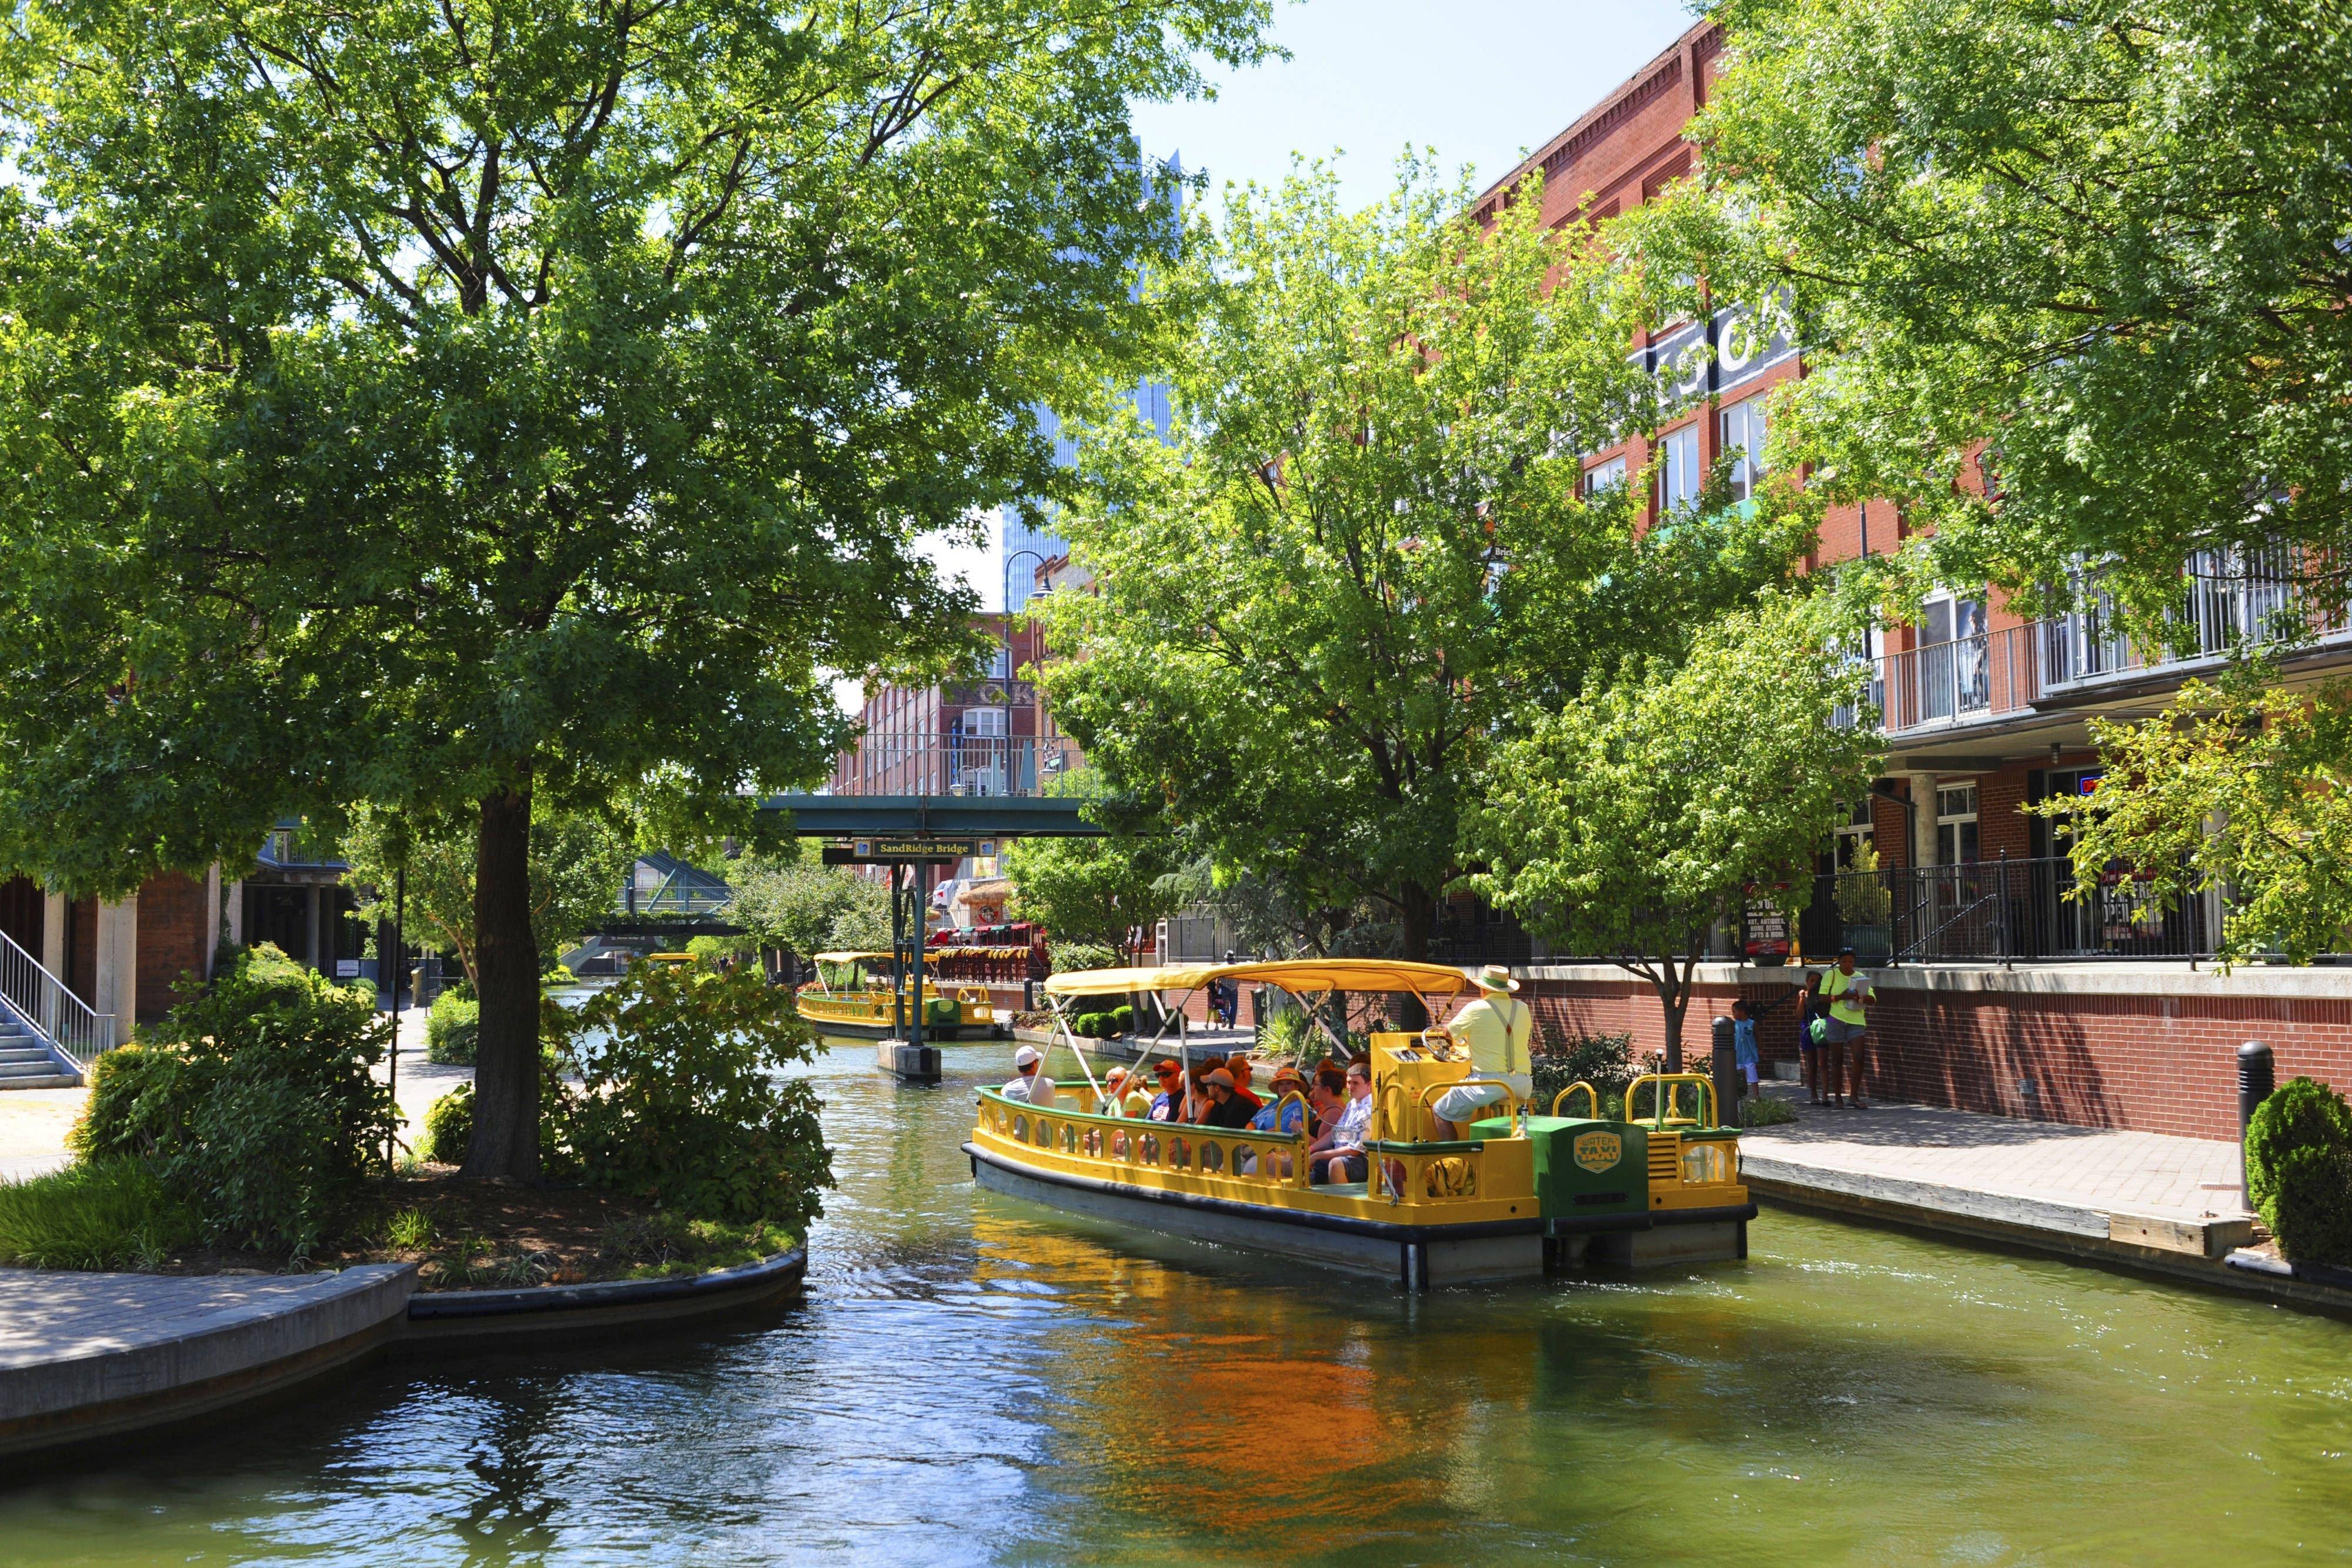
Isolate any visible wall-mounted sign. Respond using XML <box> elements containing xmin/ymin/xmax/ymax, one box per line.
<box><xmin>1632</xmin><ymin>287</ymin><xmax>1799</xmax><ymax>412</ymax></box>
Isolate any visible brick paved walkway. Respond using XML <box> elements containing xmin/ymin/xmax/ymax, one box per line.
<box><xmin>1741</xmin><ymin>1087</ymin><xmax>2247</xmax><ymax>1223</ymax></box>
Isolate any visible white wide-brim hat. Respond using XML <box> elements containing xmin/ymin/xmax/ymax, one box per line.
<box><xmin>1476</xmin><ymin>964</ymin><xmax>1521</xmax><ymax>994</ymax></box>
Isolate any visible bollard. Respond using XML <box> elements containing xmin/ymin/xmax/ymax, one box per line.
<box><xmin>1711</xmin><ymin>1014</ymin><xmax>1740</xmax><ymax>1129</ymax></box>
<box><xmin>2237</xmin><ymin>1041</ymin><xmax>2275</xmax><ymax>1206</ymax></box>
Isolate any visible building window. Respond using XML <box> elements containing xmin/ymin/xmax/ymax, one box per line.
<box><xmin>1720</xmin><ymin>394</ymin><xmax>1768</xmax><ymax>502</ymax></box>
<box><xmin>1835</xmin><ymin>798</ymin><xmax>1877</xmax><ymax>871</ymax></box>
<box><xmin>1656</xmin><ymin>424</ymin><xmax>1700</xmax><ymax>514</ymax></box>
<box><xmin>1583</xmin><ymin>455</ymin><xmax>1628</xmax><ymax>496</ymax></box>
<box><xmin>1937</xmin><ymin>783</ymin><xmax>1980</xmax><ymax>866</ymax></box>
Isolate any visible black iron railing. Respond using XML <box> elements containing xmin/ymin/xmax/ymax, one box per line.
<box><xmin>1796</xmin><ymin>854</ymin><xmax>2213</xmax><ymax>964</ymax></box>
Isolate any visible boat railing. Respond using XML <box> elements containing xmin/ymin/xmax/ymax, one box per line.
<box><xmin>1551</xmin><ymin>1082</ymin><xmax>1599</xmax><ymax>1119</ymax></box>
<box><xmin>975</xmin><ymin>1085</ymin><xmax>1508</xmax><ymax>1209</ymax></box>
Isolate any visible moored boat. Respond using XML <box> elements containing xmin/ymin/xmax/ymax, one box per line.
<box><xmin>795</xmin><ymin>951</ymin><xmax>1003</xmax><ymax>1040</ymax></box>
<box><xmin>965</xmin><ymin>959</ymin><xmax>1753</xmax><ymax>1288</ymax></box>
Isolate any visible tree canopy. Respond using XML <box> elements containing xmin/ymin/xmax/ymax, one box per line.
<box><xmin>729</xmin><ymin>846</ymin><xmax>892</xmax><ymax>965</ymax></box>
<box><xmin>1468</xmin><ymin>599</ymin><xmax>1879</xmax><ymax>1063</ymax></box>
<box><xmin>1041</xmin><ymin>160</ymin><xmax>1809</xmax><ymax>962</ymax></box>
<box><xmin>341</xmin><ymin>805</ymin><xmax>636</xmax><ymax>990</ymax></box>
<box><xmin>2036</xmin><ymin>675</ymin><xmax>2352</xmax><ymax>967</ymax></box>
<box><xmin>1643</xmin><ymin>0</ymin><xmax>2352</xmax><ymax>626</ymax></box>
<box><xmin>0</xmin><ymin>0</ymin><xmax>1274</xmax><ymax>1178</ymax></box>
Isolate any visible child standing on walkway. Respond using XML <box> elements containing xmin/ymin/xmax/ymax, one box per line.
<box><xmin>1730</xmin><ymin>999</ymin><xmax>1760</xmax><ymax>1091</ymax></box>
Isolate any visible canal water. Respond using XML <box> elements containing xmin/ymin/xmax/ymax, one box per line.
<box><xmin>6</xmin><ymin>1040</ymin><xmax>2351</xmax><ymax>1564</ymax></box>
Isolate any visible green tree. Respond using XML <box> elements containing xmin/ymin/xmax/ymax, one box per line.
<box><xmin>342</xmin><ymin>806</ymin><xmax>636</xmax><ymax>990</ymax></box>
<box><xmin>1641</xmin><ymin>0</ymin><xmax>2352</xmax><ymax>627</ymax></box>
<box><xmin>1042</xmin><ymin>161</ymin><xmax>1805</xmax><ymax>965</ymax></box>
<box><xmin>729</xmin><ymin>845</ymin><xmax>891</xmax><ymax>968</ymax></box>
<box><xmin>1467</xmin><ymin>600</ymin><xmax>1880</xmax><ymax>1066</ymax></box>
<box><xmin>2034</xmin><ymin>675</ymin><xmax>2352</xmax><ymax>966</ymax></box>
<box><xmin>0</xmin><ymin>0</ymin><xmax>1274</xmax><ymax>1179</ymax></box>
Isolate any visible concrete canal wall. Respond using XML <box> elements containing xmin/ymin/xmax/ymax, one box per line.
<box><xmin>0</xmin><ymin>1249</ymin><xmax>808</xmax><ymax>1463</ymax></box>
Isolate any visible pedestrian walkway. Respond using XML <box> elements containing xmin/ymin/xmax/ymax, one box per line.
<box><xmin>0</xmin><ymin>1264</ymin><xmax>414</xmax><ymax>1456</ymax></box>
<box><xmin>1737</xmin><ymin>1085</ymin><xmax>2259</xmax><ymax>1273</ymax></box>
<box><xmin>0</xmin><ymin>1086</ymin><xmax>84</xmax><ymax>1183</ymax></box>
<box><xmin>1741</xmin><ymin>1093</ymin><xmax>2246</xmax><ymax>1223</ymax></box>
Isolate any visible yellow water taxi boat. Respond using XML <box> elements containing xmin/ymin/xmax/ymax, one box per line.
<box><xmin>965</xmin><ymin>959</ymin><xmax>1752</xmax><ymax>1288</ymax></box>
<box><xmin>795</xmin><ymin>951</ymin><xmax>1003</xmax><ymax>1041</ymax></box>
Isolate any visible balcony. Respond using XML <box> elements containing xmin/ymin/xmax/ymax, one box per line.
<box><xmin>1842</xmin><ymin>556</ymin><xmax>2352</xmax><ymax>741</ymax></box>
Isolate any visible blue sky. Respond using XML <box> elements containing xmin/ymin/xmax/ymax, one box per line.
<box><xmin>911</xmin><ymin>0</ymin><xmax>1698</xmax><ymax>629</ymax></box>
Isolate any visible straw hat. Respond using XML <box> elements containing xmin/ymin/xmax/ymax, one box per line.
<box><xmin>1475</xmin><ymin>964</ymin><xmax>1521</xmax><ymax>994</ymax></box>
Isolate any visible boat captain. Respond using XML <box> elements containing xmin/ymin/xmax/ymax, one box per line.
<box><xmin>1430</xmin><ymin>965</ymin><xmax>1534</xmax><ymax>1138</ymax></box>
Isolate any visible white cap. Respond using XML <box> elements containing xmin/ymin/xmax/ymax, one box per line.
<box><xmin>1013</xmin><ymin>1045</ymin><xmax>1042</xmax><ymax>1068</ymax></box>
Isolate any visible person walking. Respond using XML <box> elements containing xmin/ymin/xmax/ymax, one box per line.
<box><xmin>1821</xmin><ymin>947</ymin><xmax>1873</xmax><ymax>1109</ymax></box>
<box><xmin>1794</xmin><ymin>970</ymin><xmax>1829</xmax><ymax>1106</ymax></box>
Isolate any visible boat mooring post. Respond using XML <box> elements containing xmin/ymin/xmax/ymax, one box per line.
<box><xmin>1710</xmin><ymin>1014</ymin><xmax>1741</xmax><ymax>1128</ymax></box>
<box><xmin>880</xmin><ymin>858</ymin><xmax>942</xmax><ymax>1084</ymax></box>
<box><xmin>2237</xmin><ymin>1041</ymin><xmax>2274</xmax><ymax>1210</ymax></box>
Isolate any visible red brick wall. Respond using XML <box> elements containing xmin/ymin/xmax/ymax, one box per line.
<box><xmin>135</xmin><ymin>871</ymin><xmax>209</xmax><ymax>1022</ymax></box>
<box><xmin>1522</xmin><ymin>970</ymin><xmax>2352</xmax><ymax>1142</ymax></box>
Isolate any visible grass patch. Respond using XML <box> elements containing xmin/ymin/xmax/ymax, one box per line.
<box><xmin>1740</xmin><ymin>1095</ymin><xmax>1799</xmax><ymax>1128</ymax></box>
<box><xmin>0</xmin><ymin>1160</ymin><xmax>202</xmax><ymax>1270</ymax></box>
<box><xmin>599</xmin><ymin>1213</ymin><xmax>799</xmax><ymax>1280</ymax></box>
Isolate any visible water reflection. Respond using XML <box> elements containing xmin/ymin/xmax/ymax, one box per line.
<box><xmin>1</xmin><ymin>1039</ymin><xmax>2349</xmax><ymax>1565</ymax></box>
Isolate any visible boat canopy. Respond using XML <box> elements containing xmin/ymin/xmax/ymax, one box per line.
<box><xmin>1041</xmin><ymin>958</ymin><xmax>1483</xmax><ymax>999</ymax></box>
<box><xmin>811</xmin><ymin>951</ymin><xmax>896</xmax><ymax>964</ymax></box>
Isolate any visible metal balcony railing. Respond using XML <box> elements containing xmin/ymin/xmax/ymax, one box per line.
<box><xmin>830</xmin><ymin>735</ymin><xmax>1085</xmax><ymax>798</ymax></box>
<box><xmin>1796</xmin><ymin>854</ymin><xmax>2213</xmax><ymax>964</ymax></box>
<box><xmin>0</xmin><ymin>925</ymin><xmax>115</xmax><ymax>1068</ymax></box>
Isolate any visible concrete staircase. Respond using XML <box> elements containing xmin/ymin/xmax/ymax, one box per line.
<box><xmin>0</xmin><ymin>1008</ymin><xmax>79</xmax><ymax>1090</ymax></box>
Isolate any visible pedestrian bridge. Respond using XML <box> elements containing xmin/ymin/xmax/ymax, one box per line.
<box><xmin>756</xmin><ymin>793</ymin><xmax>1104</xmax><ymax>838</ymax></box>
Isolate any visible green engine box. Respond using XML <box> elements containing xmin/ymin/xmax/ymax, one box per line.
<box><xmin>1470</xmin><ymin>1115</ymin><xmax>1649</xmax><ymax>1226</ymax></box>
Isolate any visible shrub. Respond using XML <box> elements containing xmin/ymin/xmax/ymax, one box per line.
<box><xmin>543</xmin><ymin>962</ymin><xmax>833</xmax><ymax>1232</ymax></box>
<box><xmin>1532</xmin><ymin>1031</ymin><xmax>1637</xmax><ymax>1117</ymax></box>
<box><xmin>1110</xmin><ymin>1004</ymin><xmax>1135</xmax><ymax>1036</ymax></box>
<box><xmin>2246</xmin><ymin>1076</ymin><xmax>2352</xmax><ymax>1265</ymax></box>
<box><xmin>2246</xmin><ymin>1077</ymin><xmax>2352</xmax><ymax>1218</ymax></box>
<box><xmin>1050</xmin><ymin>941</ymin><xmax>1118</xmax><ymax>975</ymax></box>
<box><xmin>1257</xmin><ymin>1008</ymin><xmax>1311</xmax><ymax>1060</ymax></box>
<box><xmin>1741</xmin><ymin>1095</ymin><xmax>1799</xmax><ymax>1128</ymax></box>
<box><xmin>425</xmin><ymin>992</ymin><xmax>481</xmax><ymax>1065</ymax></box>
<box><xmin>416</xmin><ymin>1053</ymin><xmax>571</xmax><ymax>1167</ymax></box>
<box><xmin>419</xmin><ymin>1085</ymin><xmax>474</xmax><ymax>1165</ymax></box>
<box><xmin>70</xmin><ymin>944</ymin><xmax>397</xmax><ymax>1256</ymax></box>
<box><xmin>0</xmin><ymin>1159</ymin><xmax>201</xmax><ymax>1269</ymax></box>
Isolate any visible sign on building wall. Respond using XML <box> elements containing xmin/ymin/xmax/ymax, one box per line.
<box><xmin>1636</xmin><ymin>287</ymin><xmax>1798</xmax><ymax>410</ymax></box>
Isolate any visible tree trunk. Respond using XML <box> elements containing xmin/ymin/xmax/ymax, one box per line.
<box><xmin>1394</xmin><ymin>882</ymin><xmax>1434</xmax><ymax>1031</ymax></box>
<box><xmin>1658</xmin><ymin>948</ymin><xmax>1702</xmax><ymax>1074</ymax></box>
<box><xmin>463</xmin><ymin>781</ymin><xmax>542</xmax><ymax>1182</ymax></box>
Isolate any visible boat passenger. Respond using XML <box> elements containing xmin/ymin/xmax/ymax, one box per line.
<box><xmin>1200</xmin><ymin>1068</ymin><xmax>1256</xmax><ymax>1130</ymax></box>
<box><xmin>1309</xmin><ymin>1068</ymin><xmax>1347</xmax><ymax>1135</ymax></box>
<box><xmin>1148</xmin><ymin>1059</ymin><xmax>1184</xmax><ymax>1120</ymax></box>
<box><xmin>1226</xmin><ymin>1058</ymin><xmax>1265</xmax><ymax>1115</ymax></box>
<box><xmin>1097</xmin><ymin>1066</ymin><xmax>1151</xmax><ymax>1119</ymax></box>
<box><xmin>1001</xmin><ymin>1044</ymin><xmax>1058</xmax><ymax>1107</ymax></box>
<box><xmin>1309</xmin><ymin>1061</ymin><xmax>1375</xmax><ymax>1184</ymax></box>
<box><xmin>1430</xmin><ymin>965</ymin><xmax>1535</xmax><ymax>1139</ymax></box>
<box><xmin>1248</xmin><ymin>1066</ymin><xmax>1310</xmax><ymax>1135</ymax></box>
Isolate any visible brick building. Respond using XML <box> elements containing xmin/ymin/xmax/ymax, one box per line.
<box><xmin>1473</xmin><ymin>18</ymin><xmax>2352</xmax><ymax>1140</ymax></box>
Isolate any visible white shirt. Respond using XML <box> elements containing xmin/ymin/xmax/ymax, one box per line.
<box><xmin>1001</xmin><ymin>1069</ymin><xmax>1056</xmax><ymax>1107</ymax></box>
<box><xmin>1331</xmin><ymin>1093</ymin><xmax>1374</xmax><ymax>1149</ymax></box>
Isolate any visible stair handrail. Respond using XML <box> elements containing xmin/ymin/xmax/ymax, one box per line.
<box><xmin>0</xmin><ymin>924</ymin><xmax>115</xmax><ymax>1069</ymax></box>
